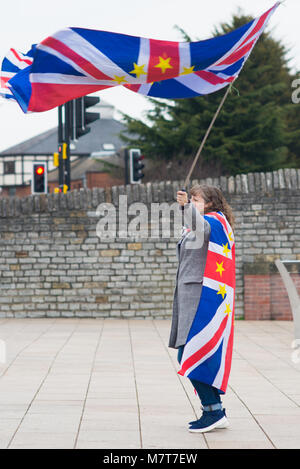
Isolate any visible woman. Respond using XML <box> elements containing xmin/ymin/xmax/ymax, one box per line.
<box><xmin>169</xmin><ymin>184</ymin><xmax>236</xmax><ymax>433</ymax></box>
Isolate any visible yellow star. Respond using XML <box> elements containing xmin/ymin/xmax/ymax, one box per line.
<box><xmin>154</xmin><ymin>56</ymin><xmax>173</xmax><ymax>74</ymax></box>
<box><xmin>129</xmin><ymin>63</ymin><xmax>146</xmax><ymax>78</ymax></box>
<box><xmin>216</xmin><ymin>261</ymin><xmax>225</xmax><ymax>277</ymax></box>
<box><xmin>113</xmin><ymin>75</ymin><xmax>127</xmax><ymax>85</ymax></box>
<box><xmin>228</xmin><ymin>231</ymin><xmax>233</xmax><ymax>242</ymax></box>
<box><xmin>224</xmin><ymin>303</ymin><xmax>231</xmax><ymax>316</ymax></box>
<box><xmin>180</xmin><ymin>65</ymin><xmax>195</xmax><ymax>75</ymax></box>
<box><xmin>222</xmin><ymin>243</ymin><xmax>231</xmax><ymax>257</ymax></box>
<box><xmin>217</xmin><ymin>284</ymin><xmax>227</xmax><ymax>300</ymax></box>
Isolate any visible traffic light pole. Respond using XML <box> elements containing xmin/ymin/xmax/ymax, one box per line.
<box><xmin>55</xmin><ymin>96</ymin><xmax>100</xmax><ymax>193</ymax></box>
<box><xmin>124</xmin><ymin>148</ymin><xmax>129</xmax><ymax>185</ymax></box>
<box><xmin>58</xmin><ymin>106</ymin><xmax>64</xmax><ymax>190</ymax></box>
<box><xmin>64</xmin><ymin>101</ymin><xmax>72</xmax><ymax>191</ymax></box>
<box><xmin>57</xmin><ymin>101</ymin><xmax>72</xmax><ymax>192</ymax></box>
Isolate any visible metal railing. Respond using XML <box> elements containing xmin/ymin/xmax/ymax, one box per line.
<box><xmin>275</xmin><ymin>259</ymin><xmax>300</xmax><ymax>343</ymax></box>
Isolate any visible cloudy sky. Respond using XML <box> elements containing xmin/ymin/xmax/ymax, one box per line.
<box><xmin>0</xmin><ymin>0</ymin><xmax>298</xmax><ymax>152</ymax></box>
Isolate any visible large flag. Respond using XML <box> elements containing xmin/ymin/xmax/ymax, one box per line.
<box><xmin>178</xmin><ymin>211</ymin><xmax>235</xmax><ymax>393</ymax></box>
<box><xmin>1</xmin><ymin>3</ymin><xmax>279</xmax><ymax>112</ymax></box>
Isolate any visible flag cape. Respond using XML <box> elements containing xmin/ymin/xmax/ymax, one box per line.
<box><xmin>1</xmin><ymin>3</ymin><xmax>279</xmax><ymax>112</ymax></box>
<box><xmin>178</xmin><ymin>211</ymin><xmax>235</xmax><ymax>394</ymax></box>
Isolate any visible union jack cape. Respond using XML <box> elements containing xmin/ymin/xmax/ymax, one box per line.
<box><xmin>178</xmin><ymin>211</ymin><xmax>235</xmax><ymax>394</ymax></box>
<box><xmin>0</xmin><ymin>2</ymin><xmax>279</xmax><ymax>112</ymax></box>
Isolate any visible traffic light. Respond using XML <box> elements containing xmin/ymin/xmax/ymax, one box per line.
<box><xmin>32</xmin><ymin>163</ymin><xmax>47</xmax><ymax>194</ymax></box>
<box><xmin>53</xmin><ymin>152</ymin><xmax>59</xmax><ymax>167</ymax></box>
<box><xmin>62</xmin><ymin>142</ymin><xmax>68</xmax><ymax>159</ymax></box>
<box><xmin>75</xmin><ymin>96</ymin><xmax>100</xmax><ymax>138</ymax></box>
<box><xmin>54</xmin><ymin>184</ymin><xmax>68</xmax><ymax>194</ymax></box>
<box><xmin>129</xmin><ymin>149</ymin><xmax>145</xmax><ymax>184</ymax></box>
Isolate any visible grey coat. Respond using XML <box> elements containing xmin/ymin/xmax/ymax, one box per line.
<box><xmin>168</xmin><ymin>202</ymin><xmax>211</xmax><ymax>349</ymax></box>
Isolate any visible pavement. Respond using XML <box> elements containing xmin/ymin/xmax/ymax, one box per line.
<box><xmin>0</xmin><ymin>318</ymin><xmax>299</xmax><ymax>449</ymax></box>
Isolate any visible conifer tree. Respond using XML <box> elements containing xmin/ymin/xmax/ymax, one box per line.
<box><xmin>121</xmin><ymin>12</ymin><xmax>300</xmax><ymax>177</ymax></box>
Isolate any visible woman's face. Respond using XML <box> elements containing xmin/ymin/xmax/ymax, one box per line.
<box><xmin>190</xmin><ymin>192</ymin><xmax>210</xmax><ymax>213</ymax></box>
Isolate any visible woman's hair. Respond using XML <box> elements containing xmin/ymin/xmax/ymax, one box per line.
<box><xmin>190</xmin><ymin>184</ymin><xmax>235</xmax><ymax>232</ymax></box>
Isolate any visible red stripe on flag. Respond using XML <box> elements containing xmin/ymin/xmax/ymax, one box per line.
<box><xmin>218</xmin><ymin>39</ymin><xmax>255</xmax><ymax>66</ymax></box>
<box><xmin>147</xmin><ymin>39</ymin><xmax>180</xmax><ymax>83</ymax></box>
<box><xmin>28</xmin><ymin>83</ymin><xmax>111</xmax><ymax>112</ymax></box>
<box><xmin>41</xmin><ymin>37</ymin><xmax>112</xmax><ymax>81</ymax></box>
<box><xmin>195</xmin><ymin>70</ymin><xmax>234</xmax><ymax>85</ymax></box>
<box><xmin>204</xmin><ymin>250</ymin><xmax>235</xmax><ymax>288</ymax></box>
<box><xmin>220</xmin><ymin>319</ymin><xmax>234</xmax><ymax>393</ymax></box>
<box><xmin>11</xmin><ymin>48</ymin><xmax>33</xmax><ymax>66</ymax></box>
<box><xmin>237</xmin><ymin>7</ymin><xmax>272</xmax><ymax>51</ymax></box>
<box><xmin>124</xmin><ymin>83</ymin><xmax>141</xmax><ymax>92</ymax></box>
<box><xmin>0</xmin><ymin>76</ymin><xmax>11</xmax><ymax>88</ymax></box>
<box><xmin>220</xmin><ymin>244</ymin><xmax>236</xmax><ymax>392</ymax></box>
<box><xmin>178</xmin><ymin>315</ymin><xmax>228</xmax><ymax>376</ymax></box>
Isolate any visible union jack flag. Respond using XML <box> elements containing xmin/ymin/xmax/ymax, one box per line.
<box><xmin>1</xmin><ymin>3</ymin><xmax>279</xmax><ymax>113</ymax></box>
<box><xmin>178</xmin><ymin>211</ymin><xmax>235</xmax><ymax>394</ymax></box>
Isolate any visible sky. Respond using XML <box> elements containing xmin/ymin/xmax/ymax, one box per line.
<box><xmin>0</xmin><ymin>0</ymin><xmax>299</xmax><ymax>152</ymax></box>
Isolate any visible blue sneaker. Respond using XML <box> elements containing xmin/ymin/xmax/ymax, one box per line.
<box><xmin>188</xmin><ymin>409</ymin><xmax>229</xmax><ymax>433</ymax></box>
<box><xmin>189</xmin><ymin>408</ymin><xmax>228</xmax><ymax>426</ymax></box>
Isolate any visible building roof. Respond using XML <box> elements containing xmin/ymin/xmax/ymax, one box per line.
<box><xmin>47</xmin><ymin>153</ymin><xmax>123</xmax><ymax>182</ymax></box>
<box><xmin>0</xmin><ymin>100</ymin><xmax>130</xmax><ymax>156</ymax></box>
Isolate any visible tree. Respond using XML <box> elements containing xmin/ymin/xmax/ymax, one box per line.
<box><xmin>120</xmin><ymin>12</ymin><xmax>300</xmax><ymax>179</ymax></box>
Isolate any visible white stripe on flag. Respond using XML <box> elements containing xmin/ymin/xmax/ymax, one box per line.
<box><xmin>138</xmin><ymin>83</ymin><xmax>153</xmax><ymax>95</ymax></box>
<box><xmin>181</xmin><ymin>291</ymin><xmax>232</xmax><ymax>360</ymax></box>
<box><xmin>6</xmin><ymin>49</ymin><xmax>33</xmax><ymax>70</ymax></box>
<box><xmin>37</xmin><ymin>43</ymin><xmax>103</xmax><ymax>82</ymax></box>
<box><xmin>182</xmin><ymin>333</ymin><xmax>225</xmax><ymax>377</ymax></box>
<box><xmin>174</xmin><ymin>73</ymin><xmax>229</xmax><ymax>95</ymax></box>
<box><xmin>212</xmin><ymin>20</ymin><xmax>260</xmax><ymax>68</ymax></box>
<box><xmin>49</xmin><ymin>28</ymin><xmax>138</xmax><ymax>84</ymax></box>
<box><xmin>29</xmin><ymin>73</ymin><xmax>115</xmax><ymax>86</ymax></box>
<box><xmin>1</xmin><ymin>71</ymin><xmax>15</xmax><ymax>79</ymax></box>
<box><xmin>207</xmin><ymin>240</ymin><xmax>233</xmax><ymax>260</ymax></box>
<box><xmin>136</xmin><ymin>37</ymin><xmax>150</xmax><ymax>84</ymax></box>
<box><xmin>212</xmin><ymin>314</ymin><xmax>232</xmax><ymax>389</ymax></box>
<box><xmin>212</xmin><ymin>3</ymin><xmax>279</xmax><ymax>68</ymax></box>
<box><xmin>235</xmin><ymin>3</ymin><xmax>279</xmax><ymax>51</ymax></box>
<box><xmin>178</xmin><ymin>42</ymin><xmax>191</xmax><ymax>73</ymax></box>
<box><xmin>203</xmin><ymin>277</ymin><xmax>234</xmax><ymax>296</ymax></box>
<box><xmin>181</xmin><ymin>287</ymin><xmax>234</xmax><ymax>377</ymax></box>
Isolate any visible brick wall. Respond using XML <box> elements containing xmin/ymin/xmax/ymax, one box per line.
<box><xmin>0</xmin><ymin>167</ymin><xmax>300</xmax><ymax>319</ymax></box>
<box><xmin>270</xmin><ymin>273</ymin><xmax>300</xmax><ymax>320</ymax></box>
<box><xmin>1</xmin><ymin>185</ymin><xmax>31</xmax><ymax>198</ymax></box>
<box><xmin>244</xmin><ymin>272</ymin><xmax>300</xmax><ymax>320</ymax></box>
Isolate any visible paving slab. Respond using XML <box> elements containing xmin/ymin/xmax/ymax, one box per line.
<box><xmin>0</xmin><ymin>318</ymin><xmax>299</xmax><ymax>449</ymax></box>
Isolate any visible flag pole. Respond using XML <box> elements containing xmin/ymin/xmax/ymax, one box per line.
<box><xmin>182</xmin><ymin>84</ymin><xmax>232</xmax><ymax>190</ymax></box>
